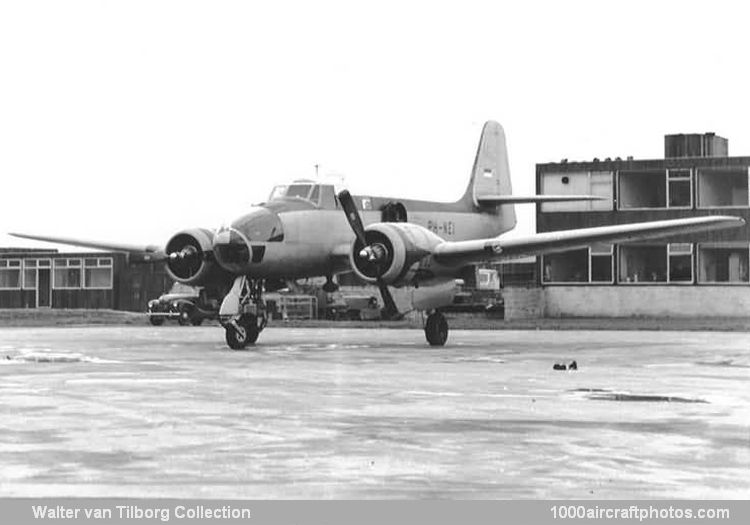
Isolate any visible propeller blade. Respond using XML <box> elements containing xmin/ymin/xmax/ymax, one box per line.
<box><xmin>337</xmin><ymin>189</ymin><xmax>400</xmax><ymax>319</ymax></box>
<box><xmin>337</xmin><ymin>190</ymin><xmax>368</xmax><ymax>247</ymax></box>
<box><xmin>377</xmin><ymin>280</ymin><xmax>401</xmax><ymax>320</ymax></box>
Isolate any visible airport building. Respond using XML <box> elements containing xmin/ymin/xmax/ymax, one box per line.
<box><xmin>535</xmin><ymin>132</ymin><xmax>750</xmax><ymax>317</ymax></box>
<box><xmin>0</xmin><ymin>248</ymin><xmax>171</xmax><ymax>311</ymax></box>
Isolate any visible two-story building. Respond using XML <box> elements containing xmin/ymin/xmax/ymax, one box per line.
<box><xmin>536</xmin><ymin>132</ymin><xmax>750</xmax><ymax>317</ymax></box>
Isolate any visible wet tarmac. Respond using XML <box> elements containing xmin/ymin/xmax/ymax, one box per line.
<box><xmin>0</xmin><ymin>326</ymin><xmax>748</xmax><ymax>498</ymax></box>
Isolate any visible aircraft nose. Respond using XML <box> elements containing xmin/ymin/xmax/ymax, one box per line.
<box><xmin>213</xmin><ymin>228</ymin><xmax>252</xmax><ymax>269</ymax></box>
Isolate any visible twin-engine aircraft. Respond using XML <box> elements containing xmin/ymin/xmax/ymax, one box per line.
<box><xmin>12</xmin><ymin>121</ymin><xmax>744</xmax><ymax>348</ymax></box>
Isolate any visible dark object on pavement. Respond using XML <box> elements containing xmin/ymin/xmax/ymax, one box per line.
<box><xmin>553</xmin><ymin>360</ymin><xmax>578</xmax><ymax>371</ymax></box>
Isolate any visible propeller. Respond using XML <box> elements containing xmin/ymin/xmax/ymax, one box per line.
<box><xmin>168</xmin><ymin>245</ymin><xmax>199</xmax><ymax>261</ymax></box>
<box><xmin>337</xmin><ymin>190</ymin><xmax>401</xmax><ymax>319</ymax></box>
<box><xmin>166</xmin><ymin>244</ymin><xmax>204</xmax><ymax>279</ymax></box>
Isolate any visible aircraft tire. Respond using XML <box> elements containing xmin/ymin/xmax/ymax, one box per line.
<box><xmin>225</xmin><ymin>323</ymin><xmax>249</xmax><ymax>350</ymax></box>
<box><xmin>425</xmin><ymin>312</ymin><xmax>448</xmax><ymax>346</ymax></box>
<box><xmin>148</xmin><ymin>316</ymin><xmax>164</xmax><ymax>326</ymax></box>
<box><xmin>225</xmin><ymin>314</ymin><xmax>259</xmax><ymax>349</ymax></box>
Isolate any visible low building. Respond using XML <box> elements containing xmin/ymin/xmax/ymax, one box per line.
<box><xmin>0</xmin><ymin>248</ymin><xmax>171</xmax><ymax>311</ymax></box>
<box><xmin>536</xmin><ymin>132</ymin><xmax>750</xmax><ymax>317</ymax></box>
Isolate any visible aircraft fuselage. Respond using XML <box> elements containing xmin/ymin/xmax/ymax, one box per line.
<box><xmin>213</xmin><ymin>186</ymin><xmax>513</xmax><ymax>281</ymax></box>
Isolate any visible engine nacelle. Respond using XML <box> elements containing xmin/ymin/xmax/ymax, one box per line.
<box><xmin>164</xmin><ymin>228</ymin><xmax>218</xmax><ymax>286</ymax></box>
<box><xmin>349</xmin><ymin>222</ymin><xmax>443</xmax><ymax>287</ymax></box>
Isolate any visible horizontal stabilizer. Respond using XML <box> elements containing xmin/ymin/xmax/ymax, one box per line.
<box><xmin>476</xmin><ymin>195</ymin><xmax>605</xmax><ymax>205</ymax></box>
<box><xmin>8</xmin><ymin>232</ymin><xmax>166</xmax><ymax>261</ymax></box>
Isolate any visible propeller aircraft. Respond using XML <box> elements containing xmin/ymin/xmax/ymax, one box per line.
<box><xmin>11</xmin><ymin>121</ymin><xmax>744</xmax><ymax>349</ymax></box>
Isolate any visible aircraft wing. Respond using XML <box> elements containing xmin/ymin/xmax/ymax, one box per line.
<box><xmin>8</xmin><ymin>232</ymin><xmax>167</xmax><ymax>261</ymax></box>
<box><xmin>432</xmin><ymin>215</ymin><xmax>745</xmax><ymax>266</ymax></box>
<box><xmin>476</xmin><ymin>195</ymin><xmax>605</xmax><ymax>205</ymax></box>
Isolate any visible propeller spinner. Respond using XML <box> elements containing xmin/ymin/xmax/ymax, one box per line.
<box><xmin>337</xmin><ymin>190</ymin><xmax>401</xmax><ymax>319</ymax></box>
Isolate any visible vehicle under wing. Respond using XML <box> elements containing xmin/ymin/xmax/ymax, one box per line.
<box><xmin>432</xmin><ymin>215</ymin><xmax>745</xmax><ymax>266</ymax></box>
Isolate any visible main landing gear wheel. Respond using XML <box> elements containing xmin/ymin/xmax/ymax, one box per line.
<box><xmin>148</xmin><ymin>316</ymin><xmax>164</xmax><ymax>326</ymax></box>
<box><xmin>225</xmin><ymin>314</ymin><xmax>259</xmax><ymax>350</ymax></box>
<box><xmin>425</xmin><ymin>311</ymin><xmax>448</xmax><ymax>346</ymax></box>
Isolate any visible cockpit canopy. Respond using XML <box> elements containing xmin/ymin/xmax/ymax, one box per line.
<box><xmin>269</xmin><ymin>181</ymin><xmax>318</xmax><ymax>201</ymax></box>
<box><xmin>268</xmin><ymin>180</ymin><xmax>337</xmax><ymax>209</ymax></box>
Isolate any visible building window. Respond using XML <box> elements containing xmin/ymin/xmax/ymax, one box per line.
<box><xmin>619</xmin><ymin>169</ymin><xmax>666</xmax><ymax>209</ymax></box>
<box><xmin>84</xmin><ymin>258</ymin><xmax>113</xmax><ymax>289</ymax></box>
<box><xmin>543</xmin><ymin>249</ymin><xmax>589</xmax><ymax>283</ymax></box>
<box><xmin>619</xmin><ymin>243</ymin><xmax>694</xmax><ymax>284</ymax></box>
<box><xmin>697</xmin><ymin>167</ymin><xmax>749</xmax><ymax>208</ymax></box>
<box><xmin>0</xmin><ymin>259</ymin><xmax>22</xmax><ymax>289</ymax></box>
<box><xmin>53</xmin><ymin>258</ymin><xmax>82</xmax><ymax>289</ymax></box>
<box><xmin>698</xmin><ymin>243</ymin><xmax>749</xmax><ymax>283</ymax></box>
<box><xmin>23</xmin><ymin>259</ymin><xmax>37</xmax><ymax>289</ymax></box>
<box><xmin>667</xmin><ymin>169</ymin><xmax>692</xmax><ymax>208</ymax></box>
<box><xmin>540</xmin><ymin>171</ymin><xmax>613</xmax><ymax>212</ymax></box>
<box><xmin>542</xmin><ymin>245</ymin><xmax>614</xmax><ymax>284</ymax></box>
<box><xmin>590</xmin><ymin>244</ymin><xmax>614</xmax><ymax>283</ymax></box>
<box><xmin>668</xmin><ymin>243</ymin><xmax>693</xmax><ymax>283</ymax></box>
<box><xmin>618</xmin><ymin>169</ymin><xmax>668</xmax><ymax>209</ymax></box>
<box><xmin>619</xmin><ymin>245</ymin><xmax>667</xmax><ymax>283</ymax></box>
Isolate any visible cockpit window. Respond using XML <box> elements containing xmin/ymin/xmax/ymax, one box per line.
<box><xmin>286</xmin><ymin>184</ymin><xmax>312</xmax><ymax>198</ymax></box>
<box><xmin>309</xmin><ymin>184</ymin><xmax>320</xmax><ymax>204</ymax></box>
<box><xmin>269</xmin><ymin>185</ymin><xmax>288</xmax><ymax>201</ymax></box>
<box><xmin>270</xmin><ymin>184</ymin><xmax>314</xmax><ymax>201</ymax></box>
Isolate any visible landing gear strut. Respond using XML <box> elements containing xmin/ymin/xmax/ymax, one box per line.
<box><xmin>220</xmin><ymin>276</ymin><xmax>267</xmax><ymax>350</ymax></box>
<box><xmin>322</xmin><ymin>274</ymin><xmax>339</xmax><ymax>293</ymax></box>
<box><xmin>424</xmin><ymin>311</ymin><xmax>448</xmax><ymax>346</ymax></box>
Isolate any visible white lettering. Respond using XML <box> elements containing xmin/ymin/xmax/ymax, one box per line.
<box><xmin>84</xmin><ymin>508</ymin><xmax>111</xmax><ymax>519</ymax></box>
<box><xmin>31</xmin><ymin>506</ymin><xmax>80</xmax><ymax>519</ymax></box>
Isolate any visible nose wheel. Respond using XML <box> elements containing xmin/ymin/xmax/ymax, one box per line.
<box><xmin>425</xmin><ymin>311</ymin><xmax>448</xmax><ymax>346</ymax></box>
<box><xmin>225</xmin><ymin>314</ymin><xmax>260</xmax><ymax>350</ymax></box>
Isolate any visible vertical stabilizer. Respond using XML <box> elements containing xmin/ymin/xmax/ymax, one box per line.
<box><xmin>459</xmin><ymin>121</ymin><xmax>516</xmax><ymax>230</ymax></box>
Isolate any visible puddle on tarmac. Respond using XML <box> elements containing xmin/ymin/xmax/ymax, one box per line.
<box><xmin>568</xmin><ymin>388</ymin><xmax>708</xmax><ymax>403</ymax></box>
<box><xmin>2</xmin><ymin>350</ymin><xmax>120</xmax><ymax>364</ymax></box>
<box><xmin>695</xmin><ymin>358</ymin><xmax>750</xmax><ymax>369</ymax></box>
<box><xmin>587</xmin><ymin>393</ymin><xmax>708</xmax><ymax>403</ymax></box>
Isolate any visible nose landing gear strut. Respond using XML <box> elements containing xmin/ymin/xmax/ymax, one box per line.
<box><xmin>220</xmin><ymin>276</ymin><xmax>268</xmax><ymax>350</ymax></box>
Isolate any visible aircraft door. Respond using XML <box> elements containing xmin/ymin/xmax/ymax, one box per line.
<box><xmin>37</xmin><ymin>267</ymin><xmax>51</xmax><ymax>307</ymax></box>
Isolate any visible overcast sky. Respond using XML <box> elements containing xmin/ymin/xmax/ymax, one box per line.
<box><xmin>2</xmin><ymin>0</ymin><xmax>750</xmax><ymax>251</ymax></box>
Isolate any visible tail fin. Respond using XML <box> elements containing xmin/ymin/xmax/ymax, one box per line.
<box><xmin>459</xmin><ymin>121</ymin><xmax>516</xmax><ymax>229</ymax></box>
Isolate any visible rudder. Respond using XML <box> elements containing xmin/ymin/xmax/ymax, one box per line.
<box><xmin>459</xmin><ymin>121</ymin><xmax>516</xmax><ymax>230</ymax></box>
